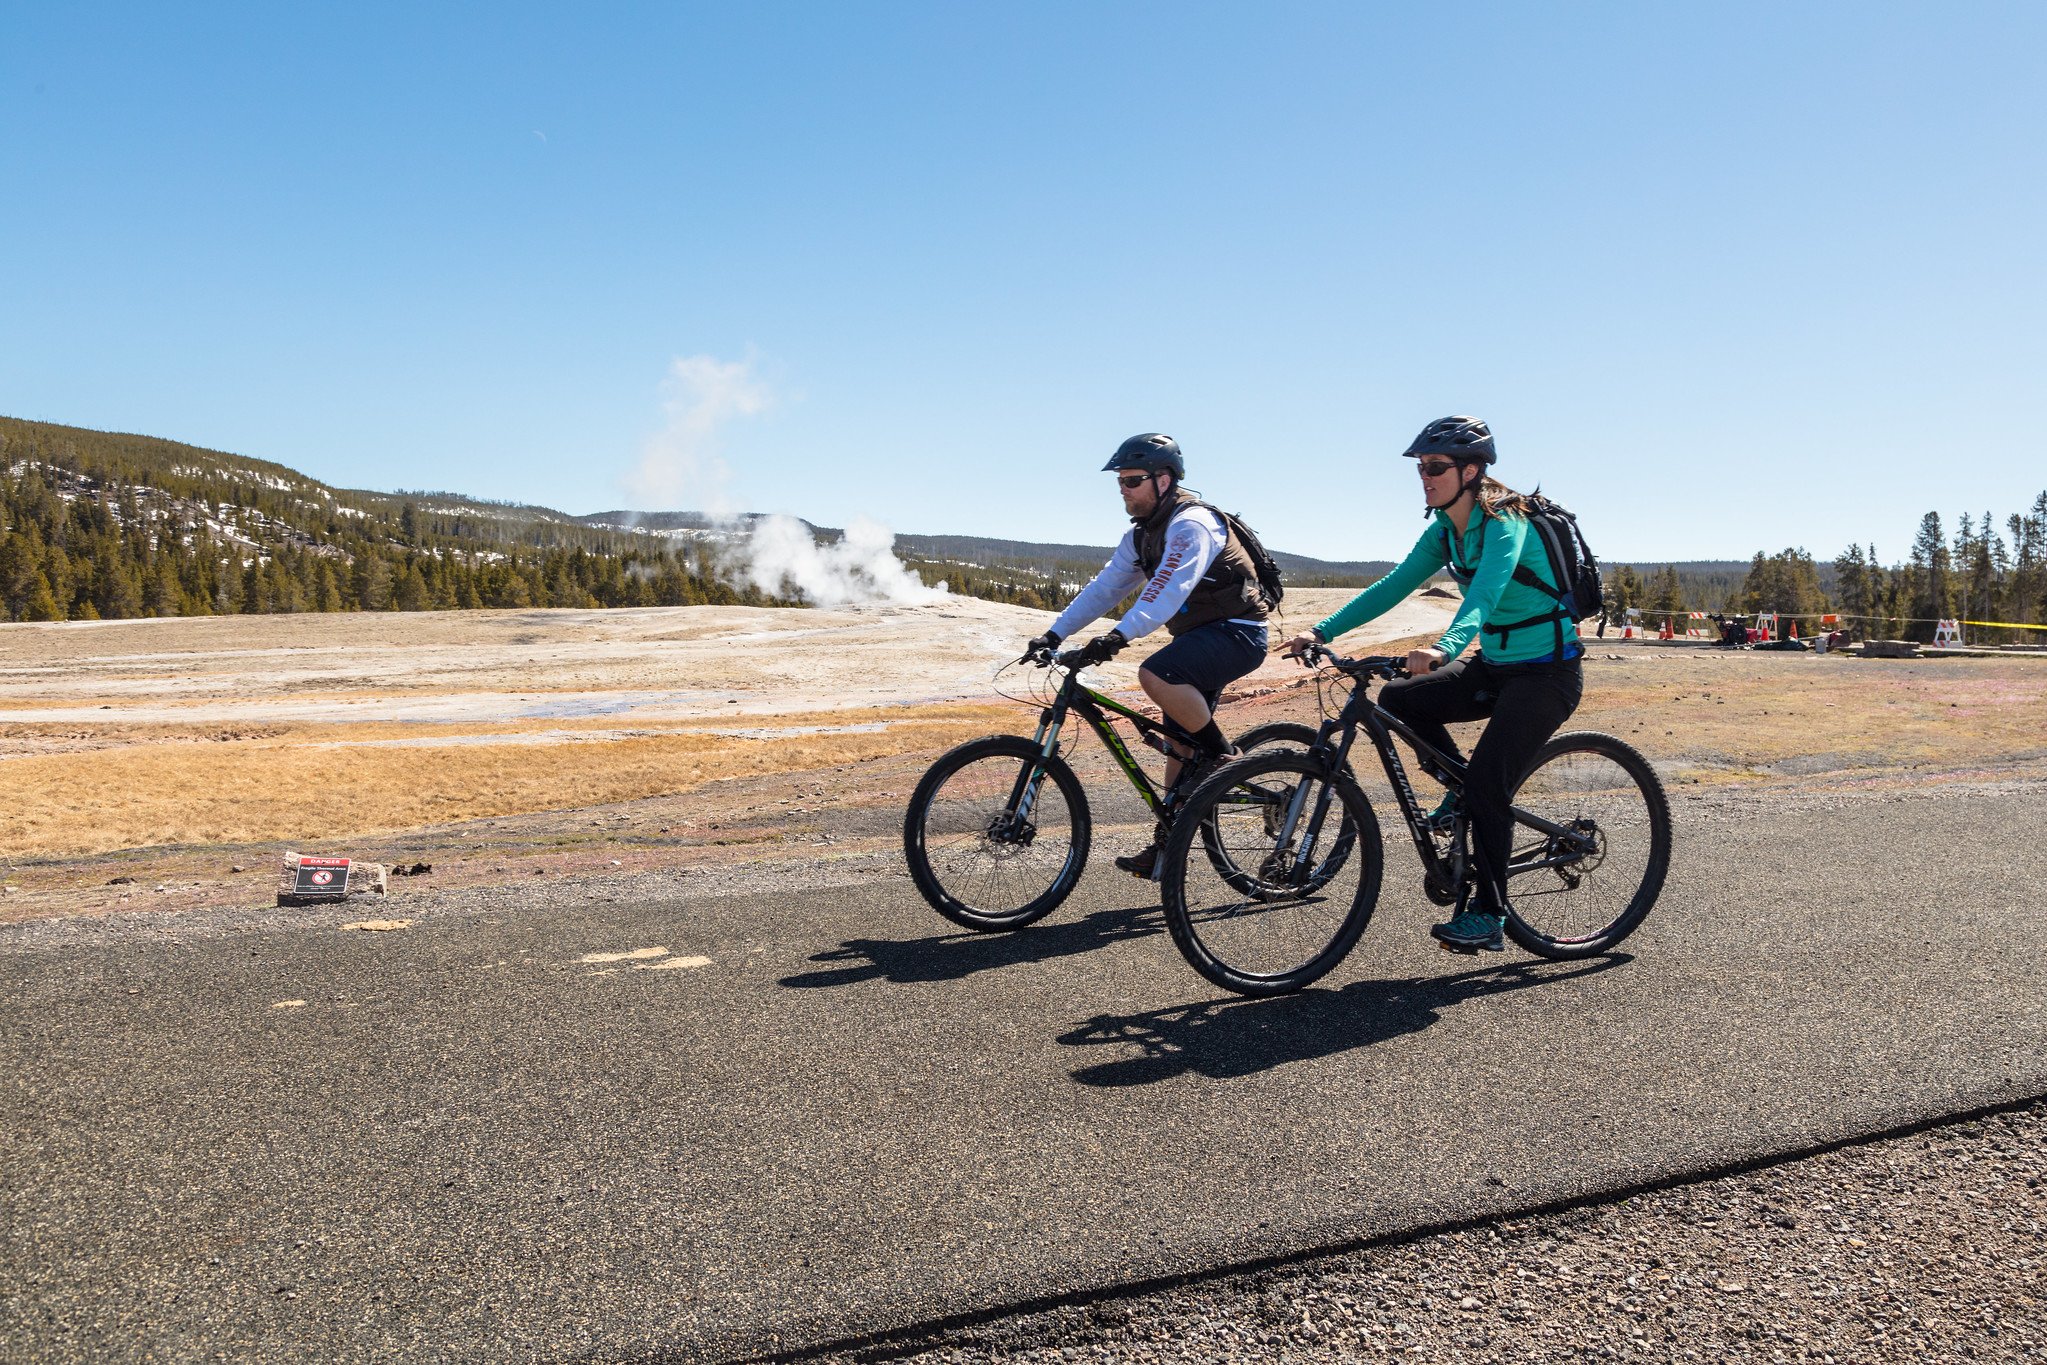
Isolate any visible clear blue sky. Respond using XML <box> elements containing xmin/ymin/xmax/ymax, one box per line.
<box><xmin>4</xmin><ymin>2</ymin><xmax>2042</xmax><ymax>563</ymax></box>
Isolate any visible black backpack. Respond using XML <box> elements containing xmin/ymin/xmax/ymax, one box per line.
<box><xmin>1519</xmin><ymin>492</ymin><xmax>1603</xmax><ymax>624</ymax></box>
<box><xmin>1199</xmin><ymin>502</ymin><xmax>1285</xmax><ymax>612</ymax></box>
<box><xmin>1440</xmin><ymin>491</ymin><xmax>1601</xmax><ymax>655</ymax></box>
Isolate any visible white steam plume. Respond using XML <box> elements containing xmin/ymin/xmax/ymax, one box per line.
<box><xmin>622</xmin><ymin>354</ymin><xmax>945</xmax><ymax>607</ymax></box>
<box><xmin>623</xmin><ymin>354</ymin><xmax>770</xmax><ymax>516</ymax></box>
<box><xmin>720</xmin><ymin>515</ymin><xmax>944</xmax><ymax>608</ymax></box>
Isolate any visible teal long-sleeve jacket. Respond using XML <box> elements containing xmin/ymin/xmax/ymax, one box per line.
<box><xmin>1315</xmin><ymin>508</ymin><xmax>1583</xmax><ymax>664</ymax></box>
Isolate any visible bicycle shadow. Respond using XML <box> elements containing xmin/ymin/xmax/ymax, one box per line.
<box><xmin>1057</xmin><ymin>954</ymin><xmax>1631</xmax><ymax>1087</ymax></box>
<box><xmin>780</xmin><ymin>901</ymin><xmax>1166</xmax><ymax>989</ymax></box>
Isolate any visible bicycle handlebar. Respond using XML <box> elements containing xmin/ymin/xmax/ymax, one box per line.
<box><xmin>1026</xmin><ymin>639</ymin><xmax>1406</xmax><ymax>682</ymax></box>
<box><xmin>1296</xmin><ymin>642</ymin><xmax>1408</xmax><ymax>681</ymax></box>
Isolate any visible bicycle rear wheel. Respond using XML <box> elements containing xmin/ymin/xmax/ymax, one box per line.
<box><xmin>1161</xmin><ymin>752</ymin><xmax>1383</xmax><ymax>996</ymax></box>
<box><xmin>1502</xmin><ymin>731</ymin><xmax>1671</xmax><ymax>959</ymax></box>
<box><xmin>903</xmin><ymin>735</ymin><xmax>1090</xmax><ymax>931</ymax></box>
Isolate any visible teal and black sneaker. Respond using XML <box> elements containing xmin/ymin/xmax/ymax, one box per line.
<box><xmin>1424</xmin><ymin>790</ymin><xmax>1462</xmax><ymax>836</ymax></box>
<box><xmin>1431</xmin><ymin>908</ymin><xmax>1505</xmax><ymax>954</ymax></box>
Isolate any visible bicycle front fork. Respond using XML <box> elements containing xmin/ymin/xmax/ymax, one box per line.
<box><xmin>1011</xmin><ymin>707</ymin><xmax>1068</xmax><ymax>823</ymax></box>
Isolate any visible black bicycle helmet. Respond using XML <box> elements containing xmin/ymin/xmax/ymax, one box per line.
<box><xmin>1102</xmin><ymin>433</ymin><xmax>1185</xmax><ymax>479</ymax></box>
<box><xmin>1402</xmin><ymin>415</ymin><xmax>1496</xmax><ymax>465</ymax></box>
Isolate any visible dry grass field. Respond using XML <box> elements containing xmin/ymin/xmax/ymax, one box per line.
<box><xmin>3</xmin><ymin>591</ymin><xmax>2042</xmax><ymax>923</ymax></box>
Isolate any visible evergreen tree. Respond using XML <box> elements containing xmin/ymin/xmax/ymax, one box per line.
<box><xmin>356</xmin><ymin>553</ymin><xmax>394</xmax><ymax>610</ymax></box>
<box><xmin>1644</xmin><ymin>564</ymin><xmax>1687</xmax><ymax>619</ymax></box>
<box><xmin>22</xmin><ymin>572</ymin><xmax>60</xmax><ymax>621</ymax></box>
<box><xmin>142</xmin><ymin>554</ymin><xmax>181</xmax><ymax>616</ymax></box>
<box><xmin>312</xmin><ymin>559</ymin><xmax>339</xmax><ymax>612</ymax></box>
<box><xmin>394</xmin><ymin>561</ymin><xmax>429</xmax><ymax>612</ymax></box>
<box><xmin>1735</xmin><ymin>548</ymin><xmax>1826</xmax><ymax>618</ymax></box>
<box><xmin>1907</xmin><ymin>511</ymin><xmax>1952</xmax><ymax>641</ymax></box>
<box><xmin>1605</xmin><ymin>564</ymin><xmax>1645</xmax><ymax>617</ymax></box>
<box><xmin>99</xmin><ymin>558</ymin><xmax>144</xmax><ymax>619</ymax></box>
<box><xmin>1832</xmin><ymin>543</ymin><xmax>1871</xmax><ymax>620</ymax></box>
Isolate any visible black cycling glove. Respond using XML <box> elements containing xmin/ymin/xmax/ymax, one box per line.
<box><xmin>1065</xmin><ymin>629</ymin><xmax>1128</xmax><ymax>668</ymax></box>
<box><xmin>1021</xmin><ymin>630</ymin><xmax>1062</xmax><ymax>662</ymax></box>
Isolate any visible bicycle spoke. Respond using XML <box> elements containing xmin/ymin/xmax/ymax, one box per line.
<box><xmin>924</xmin><ymin>769</ymin><xmax>1073</xmax><ymax>909</ymax></box>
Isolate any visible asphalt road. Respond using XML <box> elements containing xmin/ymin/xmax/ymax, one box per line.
<box><xmin>5</xmin><ymin>785</ymin><xmax>2044</xmax><ymax>1362</ymax></box>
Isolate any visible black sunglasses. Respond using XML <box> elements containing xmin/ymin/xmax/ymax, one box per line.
<box><xmin>1415</xmin><ymin>459</ymin><xmax>1461</xmax><ymax>478</ymax></box>
<box><xmin>1116</xmin><ymin>472</ymin><xmax>1155</xmax><ymax>489</ymax></box>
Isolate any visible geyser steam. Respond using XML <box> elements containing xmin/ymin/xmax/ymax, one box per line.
<box><xmin>624</xmin><ymin>354</ymin><xmax>944</xmax><ymax>607</ymax></box>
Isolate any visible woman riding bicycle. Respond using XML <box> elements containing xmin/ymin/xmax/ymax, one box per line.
<box><xmin>1283</xmin><ymin>416</ymin><xmax>1583</xmax><ymax>953</ymax></box>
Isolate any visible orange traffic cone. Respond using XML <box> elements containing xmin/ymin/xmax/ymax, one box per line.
<box><xmin>1659</xmin><ymin>619</ymin><xmax>1674</xmax><ymax>640</ymax></box>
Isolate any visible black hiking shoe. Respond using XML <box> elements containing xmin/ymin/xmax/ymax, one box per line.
<box><xmin>1114</xmin><ymin>845</ymin><xmax>1160</xmax><ymax>878</ymax></box>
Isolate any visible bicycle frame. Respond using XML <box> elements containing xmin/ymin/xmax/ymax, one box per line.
<box><xmin>1014</xmin><ymin>666</ymin><xmax>1184</xmax><ymax>820</ymax></box>
<box><xmin>1269</xmin><ymin>662</ymin><xmax>1600</xmax><ymax>898</ymax></box>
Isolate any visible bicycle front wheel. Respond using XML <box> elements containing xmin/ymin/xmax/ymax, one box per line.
<box><xmin>903</xmin><ymin>735</ymin><xmax>1090</xmax><ymax>931</ymax></box>
<box><xmin>1161</xmin><ymin>752</ymin><xmax>1383</xmax><ymax>996</ymax></box>
<box><xmin>1502</xmin><ymin>731</ymin><xmax>1671</xmax><ymax>959</ymax></box>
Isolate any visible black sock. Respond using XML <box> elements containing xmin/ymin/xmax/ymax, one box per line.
<box><xmin>1190</xmin><ymin>720</ymin><xmax>1228</xmax><ymax>757</ymax></box>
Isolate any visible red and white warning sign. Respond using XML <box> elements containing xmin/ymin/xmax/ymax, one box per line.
<box><xmin>293</xmin><ymin>856</ymin><xmax>352</xmax><ymax>898</ymax></box>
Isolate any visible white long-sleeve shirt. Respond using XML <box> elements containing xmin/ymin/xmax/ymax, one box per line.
<box><xmin>1051</xmin><ymin>505</ymin><xmax>1247</xmax><ymax>643</ymax></box>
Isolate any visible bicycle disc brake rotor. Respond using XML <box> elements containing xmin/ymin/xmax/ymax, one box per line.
<box><xmin>983</xmin><ymin>812</ymin><xmax>1038</xmax><ymax>852</ymax></box>
<box><xmin>1549</xmin><ymin>819</ymin><xmax>1604</xmax><ymax>885</ymax></box>
<box><xmin>1257</xmin><ymin>847</ymin><xmax>1297</xmax><ymax>883</ymax></box>
<box><xmin>1260</xmin><ymin>782</ymin><xmax>1295</xmax><ymax>839</ymax></box>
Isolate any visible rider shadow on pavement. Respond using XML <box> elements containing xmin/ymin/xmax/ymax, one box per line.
<box><xmin>1057</xmin><ymin>955</ymin><xmax>1631</xmax><ymax>1087</ymax></box>
<box><xmin>780</xmin><ymin>900</ymin><xmax>1165</xmax><ymax>989</ymax></box>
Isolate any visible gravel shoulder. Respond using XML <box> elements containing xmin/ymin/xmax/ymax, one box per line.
<box><xmin>806</xmin><ymin>1101</ymin><xmax>2044</xmax><ymax>1365</ymax></box>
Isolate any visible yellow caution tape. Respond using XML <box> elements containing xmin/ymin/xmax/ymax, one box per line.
<box><xmin>1962</xmin><ymin>620</ymin><xmax>2047</xmax><ymax>632</ymax></box>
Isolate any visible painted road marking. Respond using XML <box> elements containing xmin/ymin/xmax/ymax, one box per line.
<box><xmin>580</xmin><ymin>946</ymin><xmax>670</xmax><ymax>964</ymax></box>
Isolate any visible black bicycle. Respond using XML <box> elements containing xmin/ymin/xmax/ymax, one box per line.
<box><xmin>902</xmin><ymin>649</ymin><xmax>1320</xmax><ymax>931</ymax></box>
<box><xmin>1158</xmin><ymin>644</ymin><xmax>1672</xmax><ymax>996</ymax></box>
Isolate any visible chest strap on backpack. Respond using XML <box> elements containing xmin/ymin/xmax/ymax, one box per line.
<box><xmin>1447</xmin><ymin>525</ymin><xmax>1574</xmax><ymax>658</ymax></box>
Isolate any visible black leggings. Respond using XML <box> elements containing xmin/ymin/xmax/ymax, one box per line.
<box><xmin>1377</xmin><ymin>654</ymin><xmax>1583</xmax><ymax>914</ymax></box>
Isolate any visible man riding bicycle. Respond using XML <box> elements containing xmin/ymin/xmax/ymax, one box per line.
<box><xmin>1026</xmin><ymin>434</ymin><xmax>1271</xmax><ymax>878</ymax></box>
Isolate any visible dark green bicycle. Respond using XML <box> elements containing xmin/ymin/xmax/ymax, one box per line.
<box><xmin>902</xmin><ymin>649</ymin><xmax>1322</xmax><ymax>931</ymax></box>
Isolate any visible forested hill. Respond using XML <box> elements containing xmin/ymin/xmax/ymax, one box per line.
<box><xmin>0</xmin><ymin>415</ymin><xmax>1397</xmax><ymax>623</ymax></box>
<box><xmin>0</xmin><ymin>417</ymin><xmax>777</xmax><ymax>620</ymax></box>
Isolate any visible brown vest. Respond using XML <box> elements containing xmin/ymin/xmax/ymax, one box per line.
<box><xmin>1132</xmin><ymin>487</ymin><xmax>1270</xmax><ymax>637</ymax></box>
